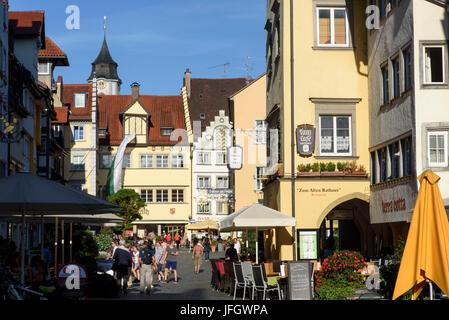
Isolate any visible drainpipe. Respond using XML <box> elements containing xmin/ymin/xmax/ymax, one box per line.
<box><xmin>290</xmin><ymin>0</ymin><xmax>297</xmax><ymax>261</ymax></box>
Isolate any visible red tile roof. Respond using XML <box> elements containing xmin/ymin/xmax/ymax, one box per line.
<box><xmin>98</xmin><ymin>94</ymin><xmax>187</xmax><ymax>145</ymax></box>
<box><xmin>9</xmin><ymin>11</ymin><xmax>45</xmax><ymax>38</ymax></box>
<box><xmin>62</xmin><ymin>84</ymin><xmax>93</xmax><ymax>121</ymax></box>
<box><xmin>39</xmin><ymin>36</ymin><xmax>66</xmax><ymax>57</ymax></box>
<box><xmin>52</xmin><ymin>107</ymin><xmax>69</xmax><ymax>124</ymax></box>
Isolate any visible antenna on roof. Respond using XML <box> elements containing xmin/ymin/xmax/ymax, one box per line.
<box><xmin>208</xmin><ymin>62</ymin><xmax>231</xmax><ymax>78</ymax></box>
<box><xmin>241</xmin><ymin>56</ymin><xmax>254</xmax><ymax>84</ymax></box>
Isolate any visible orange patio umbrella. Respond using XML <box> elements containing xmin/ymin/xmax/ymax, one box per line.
<box><xmin>393</xmin><ymin>170</ymin><xmax>449</xmax><ymax>300</ymax></box>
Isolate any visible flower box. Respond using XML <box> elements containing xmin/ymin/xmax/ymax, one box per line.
<box><xmin>297</xmin><ymin>172</ymin><xmax>320</xmax><ymax>177</ymax></box>
<box><xmin>320</xmin><ymin>171</ymin><xmax>345</xmax><ymax>177</ymax></box>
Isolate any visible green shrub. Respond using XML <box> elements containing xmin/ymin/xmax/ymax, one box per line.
<box><xmin>327</xmin><ymin>162</ymin><xmax>336</xmax><ymax>172</ymax></box>
<box><xmin>314</xmin><ymin>278</ymin><xmax>359</xmax><ymax>300</ymax></box>
<box><xmin>298</xmin><ymin>164</ymin><xmax>308</xmax><ymax>172</ymax></box>
<box><xmin>311</xmin><ymin>163</ymin><xmax>320</xmax><ymax>172</ymax></box>
<box><xmin>320</xmin><ymin>162</ymin><xmax>327</xmax><ymax>172</ymax></box>
<box><xmin>337</xmin><ymin>162</ymin><xmax>345</xmax><ymax>172</ymax></box>
<box><xmin>95</xmin><ymin>233</ymin><xmax>114</xmax><ymax>252</ymax></box>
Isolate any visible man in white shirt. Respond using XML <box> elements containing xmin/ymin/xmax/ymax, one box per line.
<box><xmin>234</xmin><ymin>238</ymin><xmax>241</xmax><ymax>258</ymax></box>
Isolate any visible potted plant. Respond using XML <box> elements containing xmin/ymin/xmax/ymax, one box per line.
<box><xmin>321</xmin><ymin>162</ymin><xmax>344</xmax><ymax>176</ymax></box>
<box><xmin>299</xmin><ymin>163</ymin><xmax>320</xmax><ymax>176</ymax></box>
<box><xmin>352</xmin><ymin>164</ymin><xmax>367</xmax><ymax>176</ymax></box>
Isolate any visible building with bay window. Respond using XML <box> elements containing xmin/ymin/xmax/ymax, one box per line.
<box><xmin>368</xmin><ymin>0</ymin><xmax>449</xmax><ymax>247</ymax></box>
<box><xmin>263</xmin><ymin>0</ymin><xmax>379</xmax><ymax>261</ymax></box>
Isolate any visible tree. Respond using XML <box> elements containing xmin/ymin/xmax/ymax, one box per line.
<box><xmin>107</xmin><ymin>189</ymin><xmax>145</xmax><ymax>235</ymax></box>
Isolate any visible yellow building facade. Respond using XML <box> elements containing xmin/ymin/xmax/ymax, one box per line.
<box><xmin>263</xmin><ymin>0</ymin><xmax>383</xmax><ymax>262</ymax></box>
<box><xmin>230</xmin><ymin>74</ymin><xmax>267</xmax><ymax>211</ymax></box>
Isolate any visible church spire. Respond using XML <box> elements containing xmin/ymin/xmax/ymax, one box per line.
<box><xmin>87</xmin><ymin>16</ymin><xmax>121</xmax><ymax>86</ymax></box>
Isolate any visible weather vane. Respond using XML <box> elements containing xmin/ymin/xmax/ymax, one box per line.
<box><xmin>104</xmin><ymin>16</ymin><xmax>107</xmax><ymax>32</ymax></box>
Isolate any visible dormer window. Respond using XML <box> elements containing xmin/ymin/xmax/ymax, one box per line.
<box><xmin>38</xmin><ymin>62</ymin><xmax>50</xmax><ymax>75</ymax></box>
<box><xmin>74</xmin><ymin>93</ymin><xmax>86</xmax><ymax>108</ymax></box>
<box><xmin>200</xmin><ymin>113</ymin><xmax>206</xmax><ymax>120</ymax></box>
<box><xmin>161</xmin><ymin>127</ymin><xmax>173</xmax><ymax>136</ymax></box>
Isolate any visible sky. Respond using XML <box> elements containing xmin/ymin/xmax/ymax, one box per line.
<box><xmin>10</xmin><ymin>0</ymin><xmax>267</xmax><ymax>95</ymax></box>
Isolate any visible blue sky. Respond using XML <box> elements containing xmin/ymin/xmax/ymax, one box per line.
<box><xmin>10</xmin><ymin>0</ymin><xmax>267</xmax><ymax>95</ymax></box>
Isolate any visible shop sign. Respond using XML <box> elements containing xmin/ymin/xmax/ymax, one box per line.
<box><xmin>296</xmin><ymin>124</ymin><xmax>315</xmax><ymax>157</ymax></box>
<box><xmin>228</xmin><ymin>146</ymin><xmax>243</xmax><ymax>170</ymax></box>
<box><xmin>297</xmin><ymin>230</ymin><xmax>318</xmax><ymax>260</ymax></box>
<box><xmin>208</xmin><ymin>189</ymin><xmax>233</xmax><ymax>195</ymax></box>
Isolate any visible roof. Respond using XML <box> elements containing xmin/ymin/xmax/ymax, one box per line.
<box><xmin>98</xmin><ymin>94</ymin><xmax>187</xmax><ymax>145</ymax></box>
<box><xmin>52</xmin><ymin>107</ymin><xmax>69</xmax><ymax>124</ymax></box>
<box><xmin>229</xmin><ymin>73</ymin><xmax>266</xmax><ymax>98</ymax></box>
<box><xmin>88</xmin><ymin>35</ymin><xmax>121</xmax><ymax>82</ymax></box>
<box><xmin>62</xmin><ymin>84</ymin><xmax>93</xmax><ymax>121</ymax></box>
<box><xmin>9</xmin><ymin>11</ymin><xmax>45</xmax><ymax>46</ymax></box>
<box><xmin>38</xmin><ymin>37</ymin><xmax>69</xmax><ymax>66</ymax></box>
<box><xmin>189</xmin><ymin>77</ymin><xmax>248</xmax><ymax>135</ymax></box>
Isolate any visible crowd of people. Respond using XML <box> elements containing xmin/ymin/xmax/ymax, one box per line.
<box><xmin>108</xmin><ymin>232</ymin><xmax>242</xmax><ymax>296</ymax></box>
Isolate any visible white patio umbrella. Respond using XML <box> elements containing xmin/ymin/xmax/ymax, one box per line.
<box><xmin>0</xmin><ymin>173</ymin><xmax>120</xmax><ymax>284</ymax></box>
<box><xmin>219</xmin><ymin>203</ymin><xmax>296</xmax><ymax>264</ymax></box>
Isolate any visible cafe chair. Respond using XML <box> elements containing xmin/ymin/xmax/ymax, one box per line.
<box><xmin>251</xmin><ymin>264</ymin><xmax>281</xmax><ymax>300</ymax></box>
<box><xmin>233</xmin><ymin>262</ymin><xmax>250</xmax><ymax>300</ymax></box>
<box><xmin>241</xmin><ymin>261</ymin><xmax>255</xmax><ymax>291</ymax></box>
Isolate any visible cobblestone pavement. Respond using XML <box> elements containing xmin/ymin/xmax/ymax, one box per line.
<box><xmin>114</xmin><ymin>248</ymin><xmax>233</xmax><ymax>300</ymax></box>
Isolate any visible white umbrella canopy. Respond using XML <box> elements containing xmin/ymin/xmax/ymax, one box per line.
<box><xmin>219</xmin><ymin>203</ymin><xmax>296</xmax><ymax>264</ymax></box>
<box><xmin>0</xmin><ymin>173</ymin><xmax>120</xmax><ymax>214</ymax></box>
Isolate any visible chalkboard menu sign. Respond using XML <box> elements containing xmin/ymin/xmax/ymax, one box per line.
<box><xmin>287</xmin><ymin>262</ymin><xmax>313</xmax><ymax>300</ymax></box>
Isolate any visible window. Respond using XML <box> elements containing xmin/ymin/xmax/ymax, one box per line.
<box><xmin>140</xmin><ymin>155</ymin><xmax>153</xmax><ymax>168</ymax></box>
<box><xmin>101</xmin><ymin>154</ymin><xmax>114</xmax><ymax>168</ymax></box>
<box><xmin>217</xmin><ymin>202</ymin><xmax>228</xmax><ymax>215</ymax></box>
<box><xmin>216</xmin><ymin>177</ymin><xmax>229</xmax><ymax>189</ymax></box>
<box><xmin>156</xmin><ymin>189</ymin><xmax>169</xmax><ymax>203</ymax></box>
<box><xmin>123</xmin><ymin>154</ymin><xmax>131</xmax><ymax>169</ymax></box>
<box><xmin>379</xmin><ymin>0</ymin><xmax>387</xmax><ymax>19</ymax></box>
<box><xmin>424</xmin><ymin>46</ymin><xmax>445</xmax><ymax>84</ymax></box>
<box><xmin>402</xmin><ymin>137</ymin><xmax>412</xmax><ymax>176</ymax></box>
<box><xmin>38</xmin><ymin>62</ymin><xmax>49</xmax><ymax>74</ymax></box>
<box><xmin>216</xmin><ymin>151</ymin><xmax>227</xmax><ymax>165</ymax></box>
<box><xmin>161</xmin><ymin>127</ymin><xmax>173</xmax><ymax>136</ymax></box>
<box><xmin>141</xmin><ymin>189</ymin><xmax>153</xmax><ymax>203</ymax></box>
<box><xmin>198</xmin><ymin>177</ymin><xmax>211</xmax><ymax>189</ymax></box>
<box><xmin>156</xmin><ymin>155</ymin><xmax>169</xmax><ymax>168</ymax></box>
<box><xmin>378</xmin><ymin>148</ymin><xmax>387</xmax><ymax>182</ymax></box>
<box><xmin>317</xmin><ymin>8</ymin><xmax>348</xmax><ymax>47</ymax></box>
<box><xmin>428</xmin><ymin>131</ymin><xmax>448</xmax><ymax>167</ymax></box>
<box><xmin>389</xmin><ymin>142</ymin><xmax>400</xmax><ymax>179</ymax></box>
<box><xmin>198</xmin><ymin>202</ymin><xmax>210</xmax><ymax>214</ymax></box>
<box><xmin>371</xmin><ymin>151</ymin><xmax>377</xmax><ymax>184</ymax></box>
<box><xmin>255</xmin><ymin>120</ymin><xmax>267</xmax><ymax>144</ymax></box>
<box><xmin>73</xmin><ymin>126</ymin><xmax>84</xmax><ymax>141</ymax></box>
<box><xmin>172</xmin><ymin>189</ymin><xmax>184</xmax><ymax>203</ymax></box>
<box><xmin>392</xmin><ymin>56</ymin><xmax>400</xmax><ymax>99</ymax></box>
<box><xmin>172</xmin><ymin>155</ymin><xmax>184</xmax><ymax>168</ymax></box>
<box><xmin>200</xmin><ymin>113</ymin><xmax>206</xmax><ymax>120</ymax></box>
<box><xmin>381</xmin><ymin>64</ymin><xmax>389</xmax><ymax>105</ymax></box>
<box><xmin>319</xmin><ymin>116</ymin><xmax>351</xmax><ymax>156</ymax></box>
<box><xmin>403</xmin><ymin>47</ymin><xmax>412</xmax><ymax>92</ymax></box>
<box><xmin>255</xmin><ymin>167</ymin><xmax>267</xmax><ymax>191</ymax></box>
<box><xmin>53</xmin><ymin>125</ymin><xmax>60</xmax><ymax>138</ymax></box>
<box><xmin>71</xmin><ymin>155</ymin><xmax>85</xmax><ymax>171</ymax></box>
<box><xmin>197</xmin><ymin>152</ymin><xmax>210</xmax><ymax>165</ymax></box>
<box><xmin>74</xmin><ymin>93</ymin><xmax>86</xmax><ymax>108</ymax></box>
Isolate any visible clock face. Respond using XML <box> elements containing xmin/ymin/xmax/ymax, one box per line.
<box><xmin>98</xmin><ymin>80</ymin><xmax>106</xmax><ymax>90</ymax></box>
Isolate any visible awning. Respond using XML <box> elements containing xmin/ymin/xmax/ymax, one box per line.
<box><xmin>132</xmin><ymin>220</ymin><xmax>189</xmax><ymax>225</ymax></box>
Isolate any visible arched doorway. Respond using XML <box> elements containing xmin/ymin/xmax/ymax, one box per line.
<box><xmin>318</xmin><ymin>197</ymin><xmax>391</xmax><ymax>260</ymax></box>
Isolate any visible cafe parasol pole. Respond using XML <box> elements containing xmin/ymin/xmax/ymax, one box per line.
<box><xmin>70</xmin><ymin>222</ymin><xmax>73</xmax><ymax>262</ymax></box>
<box><xmin>54</xmin><ymin>216</ymin><xmax>58</xmax><ymax>277</ymax></box>
<box><xmin>40</xmin><ymin>213</ymin><xmax>44</xmax><ymax>260</ymax></box>
<box><xmin>20</xmin><ymin>208</ymin><xmax>26</xmax><ymax>285</ymax></box>
<box><xmin>61</xmin><ymin>219</ymin><xmax>65</xmax><ymax>264</ymax></box>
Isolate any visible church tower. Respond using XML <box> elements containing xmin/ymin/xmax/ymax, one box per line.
<box><xmin>87</xmin><ymin>17</ymin><xmax>121</xmax><ymax>95</ymax></box>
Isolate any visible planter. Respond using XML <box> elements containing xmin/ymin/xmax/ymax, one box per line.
<box><xmin>346</xmin><ymin>171</ymin><xmax>368</xmax><ymax>176</ymax></box>
<box><xmin>297</xmin><ymin>172</ymin><xmax>320</xmax><ymax>177</ymax></box>
<box><xmin>320</xmin><ymin>171</ymin><xmax>345</xmax><ymax>177</ymax></box>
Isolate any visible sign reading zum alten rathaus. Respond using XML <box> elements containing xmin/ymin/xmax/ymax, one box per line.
<box><xmin>296</xmin><ymin>124</ymin><xmax>315</xmax><ymax>157</ymax></box>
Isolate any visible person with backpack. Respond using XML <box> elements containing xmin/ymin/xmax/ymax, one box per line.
<box><xmin>139</xmin><ymin>241</ymin><xmax>155</xmax><ymax>295</ymax></box>
<box><xmin>112</xmin><ymin>240</ymin><xmax>133</xmax><ymax>295</ymax></box>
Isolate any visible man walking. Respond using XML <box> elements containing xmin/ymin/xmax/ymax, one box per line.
<box><xmin>174</xmin><ymin>233</ymin><xmax>181</xmax><ymax>249</ymax></box>
<box><xmin>234</xmin><ymin>238</ymin><xmax>241</xmax><ymax>259</ymax></box>
<box><xmin>112</xmin><ymin>240</ymin><xmax>132</xmax><ymax>295</ymax></box>
<box><xmin>139</xmin><ymin>241</ymin><xmax>155</xmax><ymax>295</ymax></box>
<box><xmin>203</xmin><ymin>236</ymin><xmax>211</xmax><ymax>261</ymax></box>
<box><xmin>164</xmin><ymin>241</ymin><xmax>179</xmax><ymax>283</ymax></box>
<box><xmin>154</xmin><ymin>241</ymin><xmax>165</xmax><ymax>282</ymax></box>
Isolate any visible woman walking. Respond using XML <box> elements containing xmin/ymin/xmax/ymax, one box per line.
<box><xmin>192</xmin><ymin>238</ymin><xmax>204</xmax><ymax>274</ymax></box>
<box><xmin>132</xmin><ymin>246</ymin><xmax>140</xmax><ymax>282</ymax></box>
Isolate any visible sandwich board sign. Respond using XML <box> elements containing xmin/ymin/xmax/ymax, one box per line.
<box><xmin>287</xmin><ymin>261</ymin><xmax>313</xmax><ymax>300</ymax></box>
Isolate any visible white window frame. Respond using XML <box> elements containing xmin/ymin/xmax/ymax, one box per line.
<box><xmin>123</xmin><ymin>154</ymin><xmax>131</xmax><ymax>169</ymax></box>
<box><xmin>141</xmin><ymin>189</ymin><xmax>153</xmax><ymax>203</ymax></box>
<box><xmin>71</xmin><ymin>154</ymin><xmax>85</xmax><ymax>171</ymax></box>
<box><xmin>423</xmin><ymin>45</ymin><xmax>446</xmax><ymax>85</ymax></box>
<box><xmin>216</xmin><ymin>176</ymin><xmax>229</xmax><ymax>189</ymax></box>
<box><xmin>216</xmin><ymin>151</ymin><xmax>227</xmax><ymax>165</ymax></box>
<box><xmin>316</xmin><ymin>7</ymin><xmax>349</xmax><ymax>48</ymax></box>
<box><xmin>255</xmin><ymin>120</ymin><xmax>267</xmax><ymax>145</ymax></box>
<box><xmin>198</xmin><ymin>176</ymin><xmax>211</xmax><ymax>189</ymax></box>
<box><xmin>161</xmin><ymin>127</ymin><xmax>173</xmax><ymax>136</ymax></box>
<box><xmin>216</xmin><ymin>201</ymin><xmax>228</xmax><ymax>215</ymax></box>
<box><xmin>172</xmin><ymin>154</ymin><xmax>184</xmax><ymax>168</ymax></box>
<box><xmin>197</xmin><ymin>152</ymin><xmax>211</xmax><ymax>165</ymax></box>
<box><xmin>255</xmin><ymin>167</ymin><xmax>267</xmax><ymax>191</ymax></box>
<box><xmin>156</xmin><ymin>189</ymin><xmax>169</xmax><ymax>203</ymax></box>
<box><xmin>156</xmin><ymin>155</ymin><xmax>169</xmax><ymax>168</ymax></box>
<box><xmin>101</xmin><ymin>154</ymin><xmax>114</xmax><ymax>169</ymax></box>
<box><xmin>428</xmin><ymin>131</ymin><xmax>448</xmax><ymax>167</ymax></box>
<box><xmin>172</xmin><ymin>189</ymin><xmax>184</xmax><ymax>203</ymax></box>
<box><xmin>74</xmin><ymin>93</ymin><xmax>86</xmax><ymax>108</ymax></box>
<box><xmin>140</xmin><ymin>155</ymin><xmax>153</xmax><ymax>168</ymax></box>
<box><xmin>53</xmin><ymin>125</ymin><xmax>60</xmax><ymax>138</ymax></box>
<box><xmin>73</xmin><ymin>125</ymin><xmax>84</xmax><ymax>141</ymax></box>
<box><xmin>319</xmin><ymin>116</ymin><xmax>352</xmax><ymax>156</ymax></box>
<box><xmin>38</xmin><ymin>62</ymin><xmax>50</xmax><ymax>75</ymax></box>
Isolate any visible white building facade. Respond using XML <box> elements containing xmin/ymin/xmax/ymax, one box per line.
<box><xmin>192</xmin><ymin>110</ymin><xmax>233</xmax><ymax>223</ymax></box>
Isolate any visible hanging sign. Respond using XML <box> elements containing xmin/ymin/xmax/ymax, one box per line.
<box><xmin>228</xmin><ymin>146</ymin><xmax>243</xmax><ymax>170</ymax></box>
<box><xmin>296</xmin><ymin>124</ymin><xmax>315</xmax><ymax>157</ymax></box>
